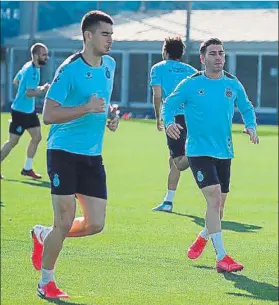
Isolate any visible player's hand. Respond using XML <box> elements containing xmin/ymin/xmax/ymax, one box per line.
<box><xmin>42</xmin><ymin>83</ymin><xmax>50</xmax><ymax>92</ymax></box>
<box><xmin>86</xmin><ymin>95</ymin><xmax>105</xmax><ymax>113</ymax></box>
<box><xmin>166</xmin><ymin>123</ymin><xmax>183</xmax><ymax>140</ymax></box>
<box><xmin>108</xmin><ymin>104</ymin><xmax>120</xmax><ymax>120</ymax></box>
<box><xmin>107</xmin><ymin>117</ymin><xmax>119</xmax><ymax>132</ymax></box>
<box><xmin>156</xmin><ymin>119</ymin><xmax>164</xmax><ymax>131</ymax></box>
<box><xmin>243</xmin><ymin>128</ymin><xmax>259</xmax><ymax>144</ymax></box>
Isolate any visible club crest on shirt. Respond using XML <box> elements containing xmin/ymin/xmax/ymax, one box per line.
<box><xmin>105</xmin><ymin>67</ymin><xmax>111</xmax><ymax>79</ymax></box>
<box><xmin>225</xmin><ymin>88</ymin><xmax>233</xmax><ymax>98</ymax></box>
<box><xmin>198</xmin><ymin>89</ymin><xmax>205</xmax><ymax>95</ymax></box>
<box><xmin>85</xmin><ymin>72</ymin><xmax>93</xmax><ymax>79</ymax></box>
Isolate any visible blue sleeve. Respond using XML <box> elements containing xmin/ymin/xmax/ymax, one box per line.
<box><xmin>46</xmin><ymin>65</ymin><xmax>72</xmax><ymax>105</ymax></box>
<box><xmin>150</xmin><ymin>65</ymin><xmax>161</xmax><ymax>87</ymax></box>
<box><xmin>235</xmin><ymin>80</ymin><xmax>257</xmax><ymax>129</ymax></box>
<box><xmin>162</xmin><ymin>78</ymin><xmax>189</xmax><ymax>127</ymax></box>
<box><xmin>13</xmin><ymin>70</ymin><xmax>22</xmax><ymax>82</ymax></box>
<box><xmin>24</xmin><ymin>68</ymin><xmax>38</xmax><ymax>90</ymax></box>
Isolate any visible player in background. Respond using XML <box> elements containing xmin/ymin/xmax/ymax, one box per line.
<box><xmin>30</xmin><ymin>11</ymin><xmax>119</xmax><ymax>299</ymax></box>
<box><xmin>164</xmin><ymin>38</ymin><xmax>259</xmax><ymax>272</ymax></box>
<box><xmin>0</xmin><ymin>43</ymin><xmax>49</xmax><ymax>179</ymax></box>
<box><xmin>150</xmin><ymin>37</ymin><xmax>197</xmax><ymax>212</ymax></box>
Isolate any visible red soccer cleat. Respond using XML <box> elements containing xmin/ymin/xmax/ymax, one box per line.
<box><xmin>187</xmin><ymin>235</ymin><xmax>208</xmax><ymax>259</ymax></box>
<box><xmin>216</xmin><ymin>255</ymin><xmax>244</xmax><ymax>273</ymax></box>
<box><xmin>21</xmin><ymin>169</ymin><xmax>42</xmax><ymax>179</ymax></box>
<box><xmin>37</xmin><ymin>281</ymin><xmax>69</xmax><ymax>299</ymax></box>
<box><xmin>31</xmin><ymin>225</ymin><xmax>44</xmax><ymax>270</ymax></box>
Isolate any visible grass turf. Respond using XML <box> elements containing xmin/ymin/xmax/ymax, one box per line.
<box><xmin>1</xmin><ymin>113</ymin><xmax>278</xmax><ymax>305</ymax></box>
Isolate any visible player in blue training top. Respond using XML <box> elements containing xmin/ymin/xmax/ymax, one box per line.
<box><xmin>30</xmin><ymin>11</ymin><xmax>119</xmax><ymax>299</ymax></box>
<box><xmin>0</xmin><ymin>43</ymin><xmax>49</xmax><ymax>179</ymax></box>
<box><xmin>163</xmin><ymin>38</ymin><xmax>259</xmax><ymax>273</ymax></box>
<box><xmin>150</xmin><ymin>37</ymin><xmax>197</xmax><ymax>213</ymax></box>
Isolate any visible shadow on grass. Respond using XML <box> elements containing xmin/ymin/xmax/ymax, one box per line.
<box><xmin>171</xmin><ymin>213</ymin><xmax>262</xmax><ymax>233</ymax></box>
<box><xmin>194</xmin><ymin>265</ymin><xmax>279</xmax><ymax>302</ymax></box>
<box><xmin>4</xmin><ymin>178</ymin><xmax>50</xmax><ymax>188</ymax></box>
<box><xmin>42</xmin><ymin>297</ymin><xmax>88</xmax><ymax>305</ymax></box>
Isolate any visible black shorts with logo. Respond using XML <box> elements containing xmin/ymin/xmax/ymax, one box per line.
<box><xmin>47</xmin><ymin>149</ymin><xmax>107</xmax><ymax>199</ymax></box>
<box><xmin>9</xmin><ymin>109</ymin><xmax>40</xmax><ymax>136</ymax></box>
<box><xmin>166</xmin><ymin>114</ymin><xmax>187</xmax><ymax>158</ymax></box>
<box><xmin>188</xmin><ymin>156</ymin><xmax>231</xmax><ymax>193</ymax></box>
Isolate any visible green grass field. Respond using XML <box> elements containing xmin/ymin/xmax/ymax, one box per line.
<box><xmin>1</xmin><ymin>112</ymin><xmax>278</xmax><ymax>305</ymax></box>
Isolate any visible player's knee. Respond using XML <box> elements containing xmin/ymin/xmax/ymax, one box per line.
<box><xmin>207</xmin><ymin>185</ymin><xmax>222</xmax><ymax>208</ymax></box>
<box><xmin>173</xmin><ymin>157</ymin><xmax>189</xmax><ymax>171</ymax></box>
<box><xmin>86</xmin><ymin>223</ymin><xmax>105</xmax><ymax>235</ymax></box>
<box><xmin>8</xmin><ymin>138</ymin><xmax>19</xmax><ymax>148</ymax></box>
<box><xmin>56</xmin><ymin>221</ymin><xmax>73</xmax><ymax>237</ymax></box>
<box><xmin>31</xmin><ymin>134</ymin><xmax>42</xmax><ymax>144</ymax></box>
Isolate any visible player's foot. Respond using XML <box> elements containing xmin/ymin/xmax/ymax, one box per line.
<box><xmin>37</xmin><ymin>281</ymin><xmax>69</xmax><ymax>299</ymax></box>
<box><xmin>187</xmin><ymin>235</ymin><xmax>208</xmax><ymax>259</ymax></box>
<box><xmin>216</xmin><ymin>255</ymin><xmax>244</xmax><ymax>273</ymax></box>
<box><xmin>31</xmin><ymin>225</ymin><xmax>45</xmax><ymax>270</ymax></box>
<box><xmin>0</xmin><ymin>172</ymin><xmax>4</xmax><ymax>179</ymax></box>
<box><xmin>21</xmin><ymin>169</ymin><xmax>42</xmax><ymax>179</ymax></box>
<box><xmin>152</xmin><ymin>201</ymin><xmax>173</xmax><ymax>212</ymax></box>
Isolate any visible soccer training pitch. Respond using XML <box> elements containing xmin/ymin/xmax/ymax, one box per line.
<box><xmin>1</xmin><ymin>112</ymin><xmax>278</xmax><ymax>305</ymax></box>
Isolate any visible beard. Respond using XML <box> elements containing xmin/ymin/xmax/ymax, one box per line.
<box><xmin>38</xmin><ymin>59</ymin><xmax>47</xmax><ymax>66</ymax></box>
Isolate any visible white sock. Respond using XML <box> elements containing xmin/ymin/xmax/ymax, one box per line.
<box><xmin>40</xmin><ymin>268</ymin><xmax>55</xmax><ymax>286</ymax></box>
<box><xmin>164</xmin><ymin>190</ymin><xmax>175</xmax><ymax>203</ymax></box>
<box><xmin>24</xmin><ymin>158</ymin><xmax>33</xmax><ymax>170</ymax></box>
<box><xmin>200</xmin><ymin>226</ymin><xmax>209</xmax><ymax>240</ymax></box>
<box><xmin>210</xmin><ymin>232</ymin><xmax>227</xmax><ymax>262</ymax></box>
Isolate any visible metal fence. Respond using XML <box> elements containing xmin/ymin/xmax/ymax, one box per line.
<box><xmin>2</xmin><ymin>47</ymin><xmax>278</xmax><ymax>115</ymax></box>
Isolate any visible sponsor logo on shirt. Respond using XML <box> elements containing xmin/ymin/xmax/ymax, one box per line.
<box><xmin>85</xmin><ymin>72</ymin><xmax>93</xmax><ymax>79</ymax></box>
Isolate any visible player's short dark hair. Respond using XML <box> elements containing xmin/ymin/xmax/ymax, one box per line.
<box><xmin>163</xmin><ymin>37</ymin><xmax>185</xmax><ymax>60</ymax></box>
<box><xmin>81</xmin><ymin>10</ymin><xmax>113</xmax><ymax>40</ymax></box>
<box><xmin>30</xmin><ymin>43</ymin><xmax>47</xmax><ymax>56</ymax></box>
<box><xmin>199</xmin><ymin>38</ymin><xmax>224</xmax><ymax>55</ymax></box>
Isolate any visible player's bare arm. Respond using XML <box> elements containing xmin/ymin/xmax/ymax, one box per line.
<box><xmin>43</xmin><ymin>94</ymin><xmax>105</xmax><ymax>125</ymax></box>
<box><xmin>26</xmin><ymin>83</ymin><xmax>50</xmax><ymax>98</ymax></box>
<box><xmin>152</xmin><ymin>85</ymin><xmax>163</xmax><ymax>131</ymax></box>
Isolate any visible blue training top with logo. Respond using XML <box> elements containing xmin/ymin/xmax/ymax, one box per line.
<box><xmin>46</xmin><ymin>53</ymin><xmax>116</xmax><ymax>156</ymax></box>
<box><xmin>12</xmin><ymin>61</ymin><xmax>40</xmax><ymax>113</ymax></box>
<box><xmin>163</xmin><ymin>71</ymin><xmax>257</xmax><ymax>159</ymax></box>
<box><xmin>150</xmin><ymin>60</ymin><xmax>197</xmax><ymax>116</ymax></box>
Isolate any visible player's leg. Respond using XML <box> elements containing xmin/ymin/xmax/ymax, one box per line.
<box><xmin>187</xmin><ymin>157</ymin><xmax>243</xmax><ymax>272</ymax></box>
<box><xmin>67</xmin><ymin>194</ymin><xmax>106</xmax><ymax>237</ymax></box>
<box><xmin>36</xmin><ymin>194</ymin><xmax>75</xmax><ymax>299</ymax></box>
<box><xmin>152</xmin><ymin>156</ymin><xmax>180</xmax><ymax>212</ymax></box>
<box><xmin>1</xmin><ymin>132</ymin><xmax>21</xmax><ymax>162</ymax></box>
<box><xmin>187</xmin><ymin>157</ymin><xmax>214</xmax><ymax>259</ymax></box>
<box><xmin>31</xmin><ymin>150</ymin><xmax>77</xmax><ymax>298</ymax></box>
<box><xmin>216</xmin><ymin>159</ymin><xmax>231</xmax><ymax>220</ymax></box>
<box><xmin>22</xmin><ymin>113</ymin><xmax>42</xmax><ymax>178</ymax></box>
<box><xmin>189</xmin><ymin>159</ymin><xmax>230</xmax><ymax>254</ymax></box>
<box><xmin>0</xmin><ymin>110</ymin><xmax>25</xmax><ymax>178</ymax></box>
<box><xmin>67</xmin><ymin>154</ymin><xmax>107</xmax><ymax>237</ymax></box>
<box><xmin>152</xmin><ymin>115</ymin><xmax>187</xmax><ymax>212</ymax></box>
